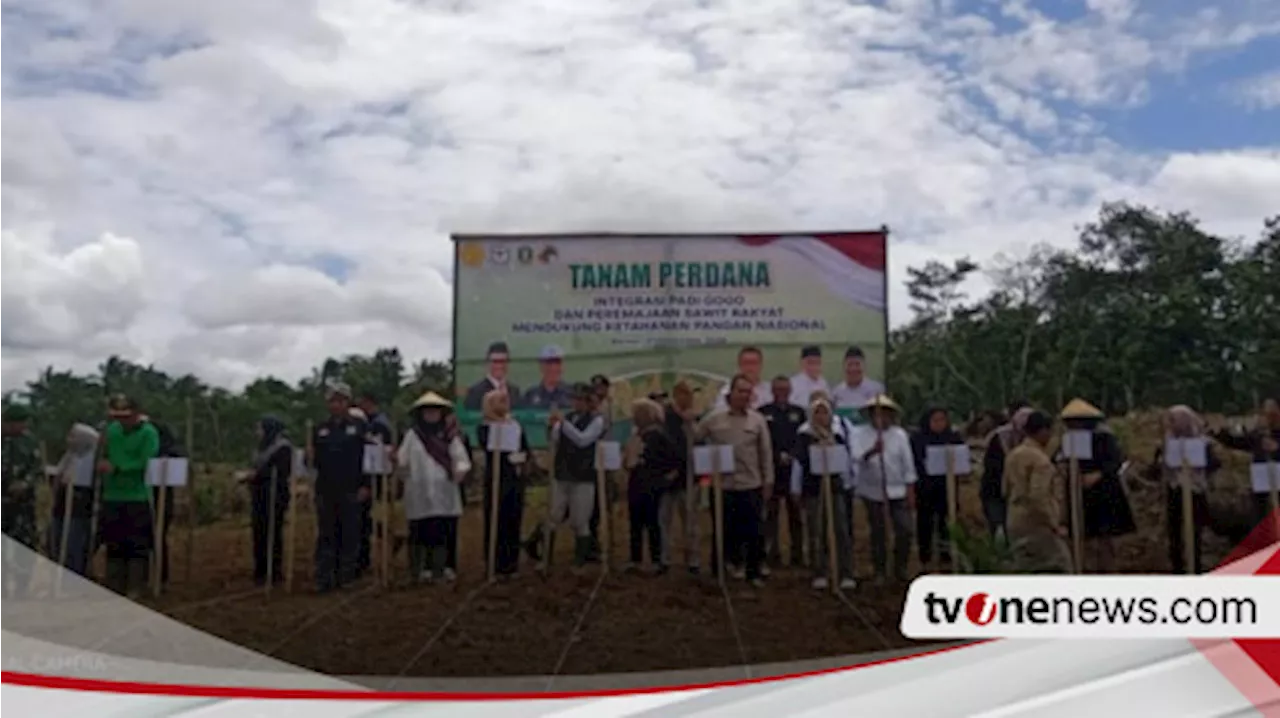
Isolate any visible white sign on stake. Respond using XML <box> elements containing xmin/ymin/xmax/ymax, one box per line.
<box><xmin>693</xmin><ymin>445</ymin><xmax>735</xmax><ymax>475</ymax></box>
<box><xmin>1250</xmin><ymin>463</ymin><xmax>1278</xmax><ymax>493</ymax></box>
<box><xmin>925</xmin><ymin>444</ymin><xmax>973</xmax><ymax>476</ymax></box>
<box><xmin>292</xmin><ymin>448</ymin><xmax>309</xmax><ymax>478</ymax></box>
<box><xmin>596</xmin><ymin>441</ymin><xmax>622</xmax><ymax>471</ymax></box>
<box><xmin>808</xmin><ymin>444</ymin><xmax>850</xmax><ymax>476</ymax></box>
<box><xmin>65</xmin><ymin>454</ymin><xmax>96</xmax><ymax>488</ymax></box>
<box><xmin>146</xmin><ymin>458</ymin><xmax>189</xmax><ymax>487</ymax></box>
<box><xmin>362</xmin><ymin>445</ymin><xmax>391</xmax><ymax>475</ymax></box>
<box><xmin>1163</xmin><ymin>437</ymin><xmax>1208</xmax><ymax>469</ymax></box>
<box><xmin>1061</xmin><ymin>431</ymin><xmax>1094</xmax><ymax>461</ymax></box>
<box><xmin>486</xmin><ymin>421</ymin><xmax>523</xmax><ymax>453</ymax></box>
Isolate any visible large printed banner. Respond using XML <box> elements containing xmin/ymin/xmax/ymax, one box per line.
<box><xmin>452</xmin><ymin>232</ymin><xmax>889</xmax><ymax>447</ymax></box>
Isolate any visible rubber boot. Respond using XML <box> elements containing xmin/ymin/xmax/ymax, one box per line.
<box><xmin>125</xmin><ymin>558</ymin><xmax>148</xmax><ymax>599</ymax></box>
<box><xmin>104</xmin><ymin>557</ymin><xmax>129</xmax><ymax>595</ymax></box>
<box><xmin>573</xmin><ymin>536</ymin><xmax>592</xmax><ymax>568</ymax></box>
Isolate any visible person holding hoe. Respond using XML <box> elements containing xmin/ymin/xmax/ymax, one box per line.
<box><xmin>1003</xmin><ymin>410</ymin><xmax>1073</xmax><ymax>574</ymax></box>
<box><xmin>240</xmin><ymin>416</ymin><xmax>293</xmax><ymax>587</ymax></box>
<box><xmin>310</xmin><ymin>383</ymin><xmax>369</xmax><ymax>593</ymax></box>
<box><xmin>624</xmin><ymin>397</ymin><xmax>681</xmax><ymax>574</ymax></box>
<box><xmin>397</xmin><ymin>392</ymin><xmax>471</xmax><ymax>583</ymax></box>
<box><xmin>477</xmin><ymin>390</ymin><xmax>530</xmax><ymax>579</ymax></box>
<box><xmin>1054</xmin><ymin>398</ymin><xmax>1136</xmax><ymax>573</ymax></box>
<box><xmin>1211</xmin><ymin>396</ymin><xmax>1280</xmax><ymax>536</ymax></box>
<box><xmin>545</xmin><ymin>383</ymin><xmax>607</xmax><ymax>570</ymax></box>
<box><xmin>97</xmin><ymin>394</ymin><xmax>161</xmax><ymax>598</ymax></box>
<box><xmin>910</xmin><ymin>405</ymin><xmax>964</xmax><ymax>569</ymax></box>
<box><xmin>790</xmin><ymin>395</ymin><xmax>856</xmax><ymax>590</ymax></box>
<box><xmin>850</xmin><ymin>394</ymin><xmax>916</xmax><ymax>585</ymax></box>
<box><xmin>1145</xmin><ymin>405</ymin><xmax>1222</xmax><ymax>574</ymax></box>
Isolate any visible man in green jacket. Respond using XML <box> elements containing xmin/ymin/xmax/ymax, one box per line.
<box><xmin>3</xmin><ymin>404</ymin><xmax>42</xmax><ymax>599</ymax></box>
<box><xmin>98</xmin><ymin>394</ymin><xmax>160</xmax><ymax>598</ymax></box>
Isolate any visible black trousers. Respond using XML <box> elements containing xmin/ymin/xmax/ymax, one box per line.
<box><xmin>358</xmin><ymin>497</ymin><xmax>373</xmax><ymax>572</ymax></box>
<box><xmin>628</xmin><ymin>490</ymin><xmax>663</xmax><ymax>565</ymax></box>
<box><xmin>916</xmin><ymin>476</ymin><xmax>951</xmax><ymax>563</ymax></box>
<box><xmin>251</xmin><ymin>482</ymin><xmax>288</xmax><ymax>582</ymax></box>
<box><xmin>710</xmin><ymin>488</ymin><xmax>764</xmax><ymax>580</ymax></box>
<box><xmin>483</xmin><ymin>480</ymin><xmax>525</xmax><ymax>575</ymax></box>
<box><xmin>314</xmin><ymin>491</ymin><xmax>362</xmax><ymax>590</ymax></box>
<box><xmin>1166</xmin><ymin>487</ymin><xmax>1210</xmax><ymax>574</ymax></box>
<box><xmin>100</xmin><ymin>501</ymin><xmax>153</xmax><ymax>560</ymax></box>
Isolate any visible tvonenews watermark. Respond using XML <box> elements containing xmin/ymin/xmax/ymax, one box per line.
<box><xmin>899</xmin><ymin>576</ymin><xmax>1280</xmax><ymax>639</ymax></box>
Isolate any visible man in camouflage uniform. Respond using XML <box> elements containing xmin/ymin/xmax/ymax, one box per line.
<box><xmin>3</xmin><ymin>405</ymin><xmax>42</xmax><ymax>598</ymax></box>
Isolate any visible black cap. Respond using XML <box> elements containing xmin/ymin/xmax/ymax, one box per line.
<box><xmin>573</xmin><ymin>382</ymin><xmax>594</xmax><ymax>398</ymax></box>
<box><xmin>844</xmin><ymin>346</ymin><xmax>865</xmax><ymax>360</ymax></box>
<box><xmin>590</xmin><ymin>374</ymin><xmax>610</xmax><ymax>387</ymax></box>
<box><xmin>487</xmin><ymin>341</ymin><xmax>510</xmax><ymax>358</ymax></box>
<box><xmin>800</xmin><ymin>345</ymin><xmax>821</xmax><ymax>359</ymax></box>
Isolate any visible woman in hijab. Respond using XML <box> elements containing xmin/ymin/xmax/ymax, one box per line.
<box><xmin>48</xmin><ymin>423</ymin><xmax>100</xmax><ymax>576</ymax></box>
<box><xmin>911</xmin><ymin>406</ymin><xmax>964</xmax><ymax>568</ymax></box>
<box><xmin>397</xmin><ymin>392</ymin><xmax>471</xmax><ymax>583</ymax></box>
<box><xmin>624</xmin><ymin>398</ymin><xmax>680</xmax><ymax>574</ymax></box>
<box><xmin>476</xmin><ymin>390</ymin><xmax>530</xmax><ymax>579</ymax></box>
<box><xmin>244</xmin><ymin>416</ymin><xmax>293</xmax><ymax>586</ymax></box>
<box><xmin>1056</xmin><ymin>399</ymin><xmax>1137</xmax><ymax>573</ymax></box>
<box><xmin>1146</xmin><ymin>405</ymin><xmax>1222</xmax><ymax>574</ymax></box>
<box><xmin>790</xmin><ymin>396</ymin><xmax>856</xmax><ymax>590</ymax></box>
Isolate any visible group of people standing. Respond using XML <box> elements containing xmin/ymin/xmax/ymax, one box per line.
<box><xmin>5</xmin><ymin>378</ymin><xmax>1276</xmax><ymax>601</ymax></box>
<box><xmin>982</xmin><ymin>397</ymin><xmax>1280</xmax><ymax>575</ymax></box>
<box><xmin>2</xmin><ymin>396</ymin><xmax>184</xmax><ymax>599</ymax></box>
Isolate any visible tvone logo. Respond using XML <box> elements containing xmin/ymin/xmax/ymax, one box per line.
<box><xmin>965</xmin><ymin>592</ymin><xmax>997</xmax><ymax>626</ymax></box>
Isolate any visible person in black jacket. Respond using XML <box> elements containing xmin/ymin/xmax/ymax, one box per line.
<box><xmin>759</xmin><ymin>376</ymin><xmax>807</xmax><ymax>571</ymax></box>
<box><xmin>310</xmin><ymin>383</ymin><xmax>370</xmax><ymax>592</ymax></box>
<box><xmin>624</xmin><ymin>398</ymin><xmax>681</xmax><ymax>573</ymax></box>
<box><xmin>477</xmin><ymin>390</ymin><xmax>530</xmax><ymax>578</ymax></box>
<box><xmin>910</xmin><ymin>405</ymin><xmax>964</xmax><ymax>567</ymax></box>
<box><xmin>1054</xmin><ymin>399</ymin><xmax>1136</xmax><ymax>573</ymax></box>
<box><xmin>981</xmin><ymin>400</ymin><xmax>1032</xmax><ymax>541</ymax></box>
<box><xmin>242</xmin><ymin>416</ymin><xmax>293</xmax><ymax>586</ymax></box>
<box><xmin>1212</xmin><ymin>396</ymin><xmax>1280</xmax><ymax>531</ymax></box>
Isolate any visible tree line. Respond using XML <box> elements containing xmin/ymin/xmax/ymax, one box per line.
<box><xmin>4</xmin><ymin>203</ymin><xmax>1276</xmax><ymax>459</ymax></box>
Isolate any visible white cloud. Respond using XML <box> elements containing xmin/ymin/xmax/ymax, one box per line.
<box><xmin>2</xmin><ymin>0</ymin><xmax>1278</xmax><ymax>391</ymax></box>
<box><xmin>1236</xmin><ymin>70</ymin><xmax>1280</xmax><ymax>110</ymax></box>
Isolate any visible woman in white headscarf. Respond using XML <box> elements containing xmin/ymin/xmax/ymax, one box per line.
<box><xmin>47</xmin><ymin>423</ymin><xmax>100</xmax><ymax>577</ymax></box>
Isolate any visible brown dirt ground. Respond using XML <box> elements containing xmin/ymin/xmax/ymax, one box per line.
<box><xmin>69</xmin><ymin>411</ymin><xmax>1264</xmax><ymax>679</ymax></box>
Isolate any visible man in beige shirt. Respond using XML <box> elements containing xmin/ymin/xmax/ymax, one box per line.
<box><xmin>696</xmin><ymin>374</ymin><xmax>774</xmax><ymax>586</ymax></box>
<box><xmin>1003</xmin><ymin>410</ymin><xmax>1072</xmax><ymax>573</ymax></box>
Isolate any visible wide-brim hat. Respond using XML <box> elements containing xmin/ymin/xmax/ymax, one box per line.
<box><xmin>859</xmin><ymin>394</ymin><xmax>901</xmax><ymax>413</ymax></box>
<box><xmin>1060</xmin><ymin>398</ymin><xmax>1104</xmax><ymax>420</ymax></box>
<box><xmin>411</xmin><ymin>391</ymin><xmax>453</xmax><ymax>410</ymax></box>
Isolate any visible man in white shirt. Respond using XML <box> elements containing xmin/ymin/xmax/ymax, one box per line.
<box><xmin>713</xmin><ymin>346</ymin><xmax>771</xmax><ymax>411</ymax></box>
<box><xmin>850</xmin><ymin>394</ymin><xmax>917</xmax><ymax>584</ymax></box>
<box><xmin>789</xmin><ymin>345</ymin><xmax>831</xmax><ymax>407</ymax></box>
<box><xmin>830</xmin><ymin>346</ymin><xmax>885</xmax><ymax>410</ymax></box>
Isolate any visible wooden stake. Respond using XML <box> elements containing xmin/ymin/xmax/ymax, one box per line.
<box><xmin>540</xmin><ymin>410</ymin><xmax>559</xmax><ymax>574</ymax></box>
<box><xmin>1068</xmin><ymin>452</ymin><xmax>1084</xmax><ymax>575</ymax></box>
<box><xmin>1180</xmin><ymin>451</ymin><xmax>1195</xmax><ymax>575</ymax></box>
<box><xmin>875</xmin><ymin>424</ymin><xmax>892</xmax><ymax>575</ymax></box>
<box><xmin>712</xmin><ymin>449</ymin><xmax>726</xmax><ymax>586</ymax></box>
<box><xmin>87</xmin><ymin>429</ymin><xmax>108</xmax><ymax>582</ymax></box>
<box><xmin>151</xmin><ymin>460</ymin><xmax>170</xmax><ymax>598</ymax></box>
<box><xmin>265</xmin><ymin>464</ymin><xmax>278</xmax><ymax>600</ymax></box>
<box><xmin>487</xmin><ymin>423</ymin><xmax>503</xmax><ymax>583</ymax></box>
<box><xmin>820</xmin><ymin>439</ymin><xmax>838</xmax><ymax>594</ymax></box>
<box><xmin>1266</xmin><ymin>458</ymin><xmax>1279</xmax><ymax>541</ymax></box>
<box><xmin>945</xmin><ymin>446</ymin><xmax>959</xmax><ymax>574</ymax></box>
<box><xmin>55</xmin><ymin>452</ymin><xmax>75</xmax><ymax>598</ymax></box>
<box><xmin>287</xmin><ymin>420</ymin><xmax>312</xmax><ymax>594</ymax></box>
<box><xmin>595</xmin><ymin>442</ymin><xmax>611</xmax><ymax>575</ymax></box>
<box><xmin>185</xmin><ymin>399</ymin><xmax>195</xmax><ymax>585</ymax></box>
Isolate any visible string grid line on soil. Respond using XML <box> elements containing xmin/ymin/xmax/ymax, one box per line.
<box><xmin>84</xmin><ymin>585</ymin><xmax>266</xmax><ymax>655</ymax></box>
<box><xmin>545</xmin><ymin>569</ymin><xmax>609</xmax><ymax>689</ymax></box>
<box><xmin>719</xmin><ymin>581</ymin><xmax>753</xmax><ymax>679</ymax></box>
<box><xmin>386</xmin><ymin>581</ymin><xmax>494</xmax><ymax>689</ymax></box>
<box><xmin>242</xmin><ymin>582</ymin><xmax>380</xmax><ymax>671</ymax></box>
<box><xmin>834</xmin><ymin>589</ymin><xmax>893</xmax><ymax>652</ymax></box>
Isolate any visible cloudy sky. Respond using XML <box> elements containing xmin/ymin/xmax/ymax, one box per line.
<box><xmin>2</xmin><ymin>0</ymin><xmax>1278</xmax><ymax>391</ymax></box>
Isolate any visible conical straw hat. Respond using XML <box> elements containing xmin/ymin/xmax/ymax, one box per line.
<box><xmin>860</xmin><ymin>394</ymin><xmax>901</xmax><ymax>413</ymax></box>
<box><xmin>411</xmin><ymin>391</ymin><xmax>453</xmax><ymax>410</ymax></box>
<box><xmin>1060</xmin><ymin>398</ymin><xmax>1104</xmax><ymax>420</ymax></box>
